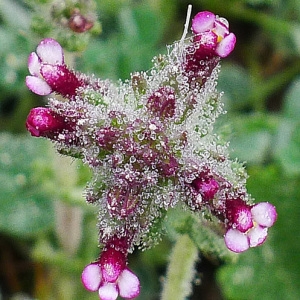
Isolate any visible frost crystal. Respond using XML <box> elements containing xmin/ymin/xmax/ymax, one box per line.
<box><xmin>25</xmin><ymin>9</ymin><xmax>276</xmax><ymax>299</ymax></box>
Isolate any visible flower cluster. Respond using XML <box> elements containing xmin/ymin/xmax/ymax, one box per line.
<box><xmin>25</xmin><ymin>10</ymin><xmax>276</xmax><ymax>300</ymax></box>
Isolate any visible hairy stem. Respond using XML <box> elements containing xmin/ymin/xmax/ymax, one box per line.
<box><xmin>161</xmin><ymin>234</ymin><xmax>198</xmax><ymax>300</ymax></box>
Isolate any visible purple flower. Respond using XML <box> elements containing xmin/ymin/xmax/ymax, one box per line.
<box><xmin>191</xmin><ymin>11</ymin><xmax>236</xmax><ymax>58</ymax></box>
<box><xmin>26</xmin><ymin>38</ymin><xmax>82</xmax><ymax>97</ymax></box>
<box><xmin>224</xmin><ymin>202</ymin><xmax>277</xmax><ymax>253</ymax></box>
<box><xmin>81</xmin><ymin>248</ymin><xmax>140</xmax><ymax>300</ymax></box>
<box><xmin>183</xmin><ymin>11</ymin><xmax>236</xmax><ymax>87</ymax></box>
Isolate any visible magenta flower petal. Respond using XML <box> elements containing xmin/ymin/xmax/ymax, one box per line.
<box><xmin>196</xmin><ymin>30</ymin><xmax>218</xmax><ymax>50</ymax></box>
<box><xmin>98</xmin><ymin>283</ymin><xmax>118</xmax><ymax>300</ymax></box>
<box><xmin>251</xmin><ymin>202</ymin><xmax>277</xmax><ymax>227</ymax></box>
<box><xmin>26</xmin><ymin>75</ymin><xmax>52</xmax><ymax>96</ymax></box>
<box><xmin>224</xmin><ymin>228</ymin><xmax>249</xmax><ymax>253</ymax></box>
<box><xmin>235</xmin><ymin>207</ymin><xmax>253</xmax><ymax>233</ymax></box>
<box><xmin>40</xmin><ymin>64</ymin><xmax>82</xmax><ymax>97</ymax></box>
<box><xmin>36</xmin><ymin>38</ymin><xmax>64</xmax><ymax>65</ymax></box>
<box><xmin>118</xmin><ymin>268</ymin><xmax>140</xmax><ymax>299</ymax></box>
<box><xmin>81</xmin><ymin>263</ymin><xmax>102</xmax><ymax>292</ymax></box>
<box><xmin>248</xmin><ymin>226</ymin><xmax>268</xmax><ymax>247</ymax></box>
<box><xmin>100</xmin><ymin>248</ymin><xmax>126</xmax><ymax>283</ymax></box>
<box><xmin>225</xmin><ymin>199</ymin><xmax>253</xmax><ymax>233</ymax></box>
<box><xmin>28</xmin><ymin>52</ymin><xmax>41</xmax><ymax>76</ymax></box>
<box><xmin>192</xmin><ymin>11</ymin><xmax>216</xmax><ymax>34</ymax></box>
<box><xmin>215</xmin><ymin>33</ymin><xmax>236</xmax><ymax>57</ymax></box>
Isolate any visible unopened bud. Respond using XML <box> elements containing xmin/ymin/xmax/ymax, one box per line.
<box><xmin>68</xmin><ymin>9</ymin><xmax>94</xmax><ymax>33</ymax></box>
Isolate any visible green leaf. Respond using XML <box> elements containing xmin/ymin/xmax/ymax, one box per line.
<box><xmin>0</xmin><ymin>133</ymin><xmax>55</xmax><ymax>238</ymax></box>
<box><xmin>78</xmin><ymin>3</ymin><xmax>167</xmax><ymax>81</ymax></box>
<box><xmin>283</xmin><ymin>76</ymin><xmax>300</xmax><ymax>120</ymax></box>
<box><xmin>217</xmin><ymin>165</ymin><xmax>300</xmax><ymax>300</ymax></box>
<box><xmin>228</xmin><ymin>114</ymin><xmax>277</xmax><ymax>165</ymax></box>
<box><xmin>0</xmin><ymin>0</ymin><xmax>31</xmax><ymax>29</ymax></box>
<box><xmin>218</xmin><ymin>63</ymin><xmax>252</xmax><ymax>111</ymax></box>
<box><xmin>273</xmin><ymin>118</ymin><xmax>300</xmax><ymax>176</ymax></box>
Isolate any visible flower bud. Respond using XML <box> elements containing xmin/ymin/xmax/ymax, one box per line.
<box><xmin>191</xmin><ymin>176</ymin><xmax>219</xmax><ymax>201</ymax></box>
<box><xmin>26</xmin><ymin>107</ymin><xmax>66</xmax><ymax>137</ymax></box>
<box><xmin>96</xmin><ymin>127</ymin><xmax>120</xmax><ymax>151</ymax></box>
<box><xmin>26</xmin><ymin>38</ymin><xmax>83</xmax><ymax>98</ymax></box>
<box><xmin>68</xmin><ymin>9</ymin><xmax>94</xmax><ymax>33</ymax></box>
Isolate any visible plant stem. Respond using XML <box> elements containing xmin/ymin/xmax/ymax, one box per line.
<box><xmin>161</xmin><ymin>234</ymin><xmax>198</xmax><ymax>300</ymax></box>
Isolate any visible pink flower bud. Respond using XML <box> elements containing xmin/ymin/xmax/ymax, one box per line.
<box><xmin>191</xmin><ymin>177</ymin><xmax>219</xmax><ymax>201</ymax></box>
<box><xmin>68</xmin><ymin>9</ymin><xmax>94</xmax><ymax>33</ymax></box>
<box><xmin>26</xmin><ymin>107</ymin><xmax>66</xmax><ymax>137</ymax></box>
<box><xmin>40</xmin><ymin>64</ymin><xmax>82</xmax><ymax>98</ymax></box>
<box><xmin>224</xmin><ymin>201</ymin><xmax>277</xmax><ymax>252</ymax></box>
<box><xmin>191</xmin><ymin>11</ymin><xmax>236</xmax><ymax>59</ymax></box>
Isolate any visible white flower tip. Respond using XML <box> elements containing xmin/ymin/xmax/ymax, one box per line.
<box><xmin>118</xmin><ymin>268</ymin><xmax>140</xmax><ymax>299</ymax></box>
<box><xmin>251</xmin><ymin>202</ymin><xmax>277</xmax><ymax>227</ymax></box>
<box><xmin>98</xmin><ymin>283</ymin><xmax>118</xmax><ymax>300</ymax></box>
<box><xmin>26</xmin><ymin>76</ymin><xmax>52</xmax><ymax>96</ymax></box>
<box><xmin>81</xmin><ymin>263</ymin><xmax>102</xmax><ymax>292</ymax></box>
<box><xmin>249</xmin><ymin>226</ymin><xmax>268</xmax><ymax>247</ymax></box>
<box><xmin>192</xmin><ymin>11</ymin><xmax>216</xmax><ymax>34</ymax></box>
<box><xmin>224</xmin><ymin>228</ymin><xmax>249</xmax><ymax>253</ymax></box>
<box><xmin>36</xmin><ymin>38</ymin><xmax>64</xmax><ymax>65</ymax></box>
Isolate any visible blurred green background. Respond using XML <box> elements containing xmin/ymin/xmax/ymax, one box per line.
<box><xmin>1</xmin><ymin>0</ymin><xmax>300</xmax><ymax>299</ymax></box>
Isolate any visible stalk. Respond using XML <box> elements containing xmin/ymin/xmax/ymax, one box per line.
<box><xmin>161</xmin><ymin>234</ymin><xmax>198</xmax><ymax>300</ymax></box>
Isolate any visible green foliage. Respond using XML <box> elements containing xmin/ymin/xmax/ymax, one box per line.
<box><xmin>0</xmin><ymin>133</ymin><xmax>54</xmax><ymax>237</ymax></box>
<box><xmin>0</xmin><ymin>1</ymin><xmax>32</xmax><ymax>95</ymax></box>
<box><xmin>78</xmin><ymin>2</ymin><xmax>168</xmax><ymax>80</ymax></box>
<box><xmin>273</xmin><ymin>77</ymin><xmax>300</xmax><ymax>176</ymax></box>
<box><xmin>218</xmin><ymin>63</ymin><xmax>252</xmax><ymax>112</ymax></box>
<box><xmin>216</xmin><ymin>65</ymin><xmax>300</xmax><ymax>299</ymax></box>
<box><xmin>228</xmin><ymin>114</ymin><xmax>277</xmax><ymax>164</ymax></box>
